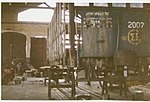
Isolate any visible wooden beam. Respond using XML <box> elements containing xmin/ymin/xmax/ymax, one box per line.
<box><xmin>69</xmin><ymin>3</ymin><xmax>76</xmax><ymax>66</ymax></box>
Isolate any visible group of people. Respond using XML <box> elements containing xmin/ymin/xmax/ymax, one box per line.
<box><xmin>11</xmin><ymin>58</ymin><xmax>27</xmax><ymax>76</ymax></box>
<box><xmin>80</xmin><ymin>58</ymin><xmax>112</xmax><ymax>85</ymax></box>
<box><xmin>2</xmin><ymin>58</ymin><xmax>28</xmax><ymax>84</ymax></box>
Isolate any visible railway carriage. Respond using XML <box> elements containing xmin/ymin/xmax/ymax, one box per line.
<box><xmin>75</xmin><ymin>6</ymin><xmax>150</xmax><ymax>78</ymax></box>
<box><xmin>47</xmin><ymin>4</ymin><xmax>150</xmax><ymax>96</ymax></box>
<box><xmin>2</xmin><ymin>31</ymin><xmax>26</xmax><ymax>84</ymax></box>
<box><xmin>2</xmin><ymin>31</ymin><xmax>26</xmax><ymax>67</ymax></box>
<box><xmin>47</xmin><ymin>3</ymin><xmax>150</xmax><ymax>78</ymax></box>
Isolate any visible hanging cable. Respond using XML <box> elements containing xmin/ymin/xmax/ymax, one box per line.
<box><xmin>116</xmin><ymin>16</ymin><xmax>120</xmax><ymax>52</ymax></box>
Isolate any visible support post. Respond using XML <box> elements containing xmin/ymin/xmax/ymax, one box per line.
<box><xmin>48</xmin><ymin>68</ymin><xmax>51</xmax><ymax>99</ymax></box>
<box><xmin>71</xmin><ymin>68</ymin><xmax>76</xmax><ymax>99</ymax></box>
<box><xmin>63</xmin><ymin>3</ymin><xmax>66</xmax><ymax>66</ymax></box>
<box><xmin>69</xmin><ymin>3</ymin><xmax>76</xmax><ymax>67</ymax></box>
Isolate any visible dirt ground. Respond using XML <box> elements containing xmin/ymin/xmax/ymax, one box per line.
<box><xmin>1</xmin><ymin>77</ymin><xmax>150</xmax><ymax>100</ymax></box>
<box><xmin>2</xmin><ymin>77</ymin><xmax>48</xmax><ymax>100</ymax></box>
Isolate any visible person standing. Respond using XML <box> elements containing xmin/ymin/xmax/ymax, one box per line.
<box><xmin>17</xmin><ymin>62</ymin><xmax>22</xmax><ymax>75</ymax></box>
<box><xmin>11</xmin><ymin>58</ymin><xmax>17</xmax><ymax>76</ymax></box>
<box><xmin>86</xmin><ymin>58</ymin><xmax>91</xmax><ymax>86</ymax></box>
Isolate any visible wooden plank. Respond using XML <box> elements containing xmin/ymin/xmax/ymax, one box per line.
<box><xmin>69</xmin><ymin>3</ymin><xmax>76</xmax><ymax>66</ymax></box>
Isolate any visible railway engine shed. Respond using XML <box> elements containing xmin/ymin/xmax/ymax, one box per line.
<box><xmin>1</xmin><ymin>2</ymin><xmax>150</xmax><ymax>101</ymax></box>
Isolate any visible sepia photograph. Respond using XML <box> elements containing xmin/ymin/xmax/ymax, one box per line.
<box><xmin>1</xmin><ymin>0</ymin><xmax>150</xmax><ymax>100</ymax></box>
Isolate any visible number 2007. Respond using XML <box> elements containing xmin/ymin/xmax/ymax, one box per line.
<box><xmin>128</xmin><ymin>21</ymin><xmax>144</xmax><ymax>28</ymax></box>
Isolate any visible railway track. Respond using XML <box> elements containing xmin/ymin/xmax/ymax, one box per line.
<box><xmin>50</xmin><ymin>84</ymin><xmax>104</xmax><ymax>100</ymax></box>
<box><xmin>52</xmin><ymin>88</ymin><xmax>69</xmax><ymax>100</ymax></box>
<box><xmin>57</xmin><ymin>88</ymin><xmax>71</xmax><ymax>99</ymax></box>
<box><xmin>77</xmin><ymin>85</ymin><xmax>103</xmax><ymax>99</ymax></box>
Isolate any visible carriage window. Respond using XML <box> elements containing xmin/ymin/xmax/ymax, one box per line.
<box><xmin>130</xmin><ymin>3</ymin><xmax>143</xmax><ymax>8</ymax></box>
<box><xmin>112</xmin><ymin>3</ymin><xmax>126</xmax><ymax>7</ymax></box>
<box><xmin>94</xmin><ymin>3</ymin><xmax>108</xmax><ymax>7</ymax></box>
<box><xmin>74</xmin><ymin>3</ymin><xmax>89</xmax><ymax>6</ymax></box>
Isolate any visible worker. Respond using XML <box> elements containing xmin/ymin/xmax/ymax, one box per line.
<box><xmin>86</xmin><ymin>58</ymin><xmax>91</xmax><ymax>86</ymax></box>
<box><xmin>11</xmin><ymin>58</ymin><xmax>17</xmax><ymax>76</ymax></box>
<box><xmin>95</xmin><ymin>58</ymin><xmax>105</xmax><ymax>87</ymax></box>
<box><xmin>90</xmin><ymin>58</ymin><xmax>96</xmax><ymax>79</ymax></box>
<box><xmin>17</xmin><ymin>62</ymin><xmax>22</xmax><ymax>76</ymax></box>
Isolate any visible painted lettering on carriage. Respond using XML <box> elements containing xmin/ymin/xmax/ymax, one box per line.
<box><xmin>83</xmin><ymin>11</ymin><xmax>113</xmax><ymax>28</ymax></box>
<box><xmin>128</xmin><ymin>21</ymin><xmax>144</xmax><ymax>29</ymax></box>
<box><xmin>128</xmin><ymin>29</ymin><xmax>141</xmax><ymax>45</ymax></box>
